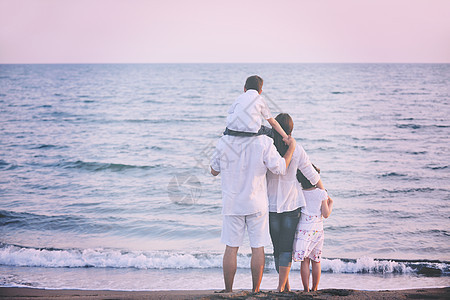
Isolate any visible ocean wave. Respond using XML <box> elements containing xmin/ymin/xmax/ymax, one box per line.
<box><xmin>32</xmin><ymin>144</ymin><xmax>68</xmax><ymax>150</ymax></box>
<box><xmin>0</xmin><ymin>160</ymin><xmax>19</xmax><ymax>170</ymax></box>
<box><xmin>330</xmin><ymin>91</ymin><xmax>351</xmax><ymax>94</ymax></box>
<box><xmin>399</xmin><ymin>92</ymin><xmax>431</xmax><ymax>95</ymax></box>
<box><xmin>381</xmin><ymin>187</ymin><xmax>435</xmax><ymax>194</ymax></box>
<box><xmin>426</xmin><ymin>165</ymin><xmax>448</xmax><ymax>170</ymax></box>
<box><xmin>0</xmin><ymin>210</ymin><xmax>107</xmax><ymax>234</ymax></box>
<box><xmin>0</xmin><ymin>244</ymin><xmax>447</xmax><ymax>276</ymax></box>
<box><xmin>396</xmin><ymin>124</ymin><xmax>422</xmax><ymax>129</ymax></box>
<box><xmin>0</xmin><ymin>244</ymin><xmax>224</xmax><ymax>270</ymax></box>
<box><xmin>95</xmin><ymin>118</ymin><xmax>200</xmax><ymax>124</ymax></box>
<box><xmin>396</xmin><ymin>123</ymin><xmax>449</xmax><ymax>129</ymax></box>
<box><xmin>0</xmin><ymin>210</ymin><xmax>217</xmax><ymax>240</ymax></box>
<box><xmin>380</xmin><ymin>172</ymin><xmax>407</xmax><ymax>177</ymax></box>
<box><xmin>58</xmin><ymin>160</ymin><xmax>161</xmax><ymax>172</ymax></box>
<box><xmin>405</xmin><ymin>151</ymin><xmax>427</xmax><ymax>155</ymax></box>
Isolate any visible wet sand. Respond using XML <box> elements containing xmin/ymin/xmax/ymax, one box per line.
<box><xmin>0</xmin><ymin>287</ymin><xmax>449</xmax><ymax>299</ymax></box>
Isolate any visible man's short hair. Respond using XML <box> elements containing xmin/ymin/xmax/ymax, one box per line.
<box><xmin>245</xmin><ymin>75</ymin><xmax>263</xmax><ymax>93</ymax></box>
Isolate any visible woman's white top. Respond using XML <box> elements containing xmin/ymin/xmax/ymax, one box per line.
<box><xmin>226</xmin><ymin>89</ymin><xmax>272</xmax><ymax>133</ymax></box>
<box><xmin>302</xmin><ymin>188</ymin><xmax>329</xmax><ymax>216</ymax></box>
<box><xmin>267</xmin><ymin>144</ymin><xmax>320</xmax><ymax>213</ymax></box>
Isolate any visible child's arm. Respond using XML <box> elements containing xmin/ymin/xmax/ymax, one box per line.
<box><xmin>267</xmin><ymin>117</ymin><xmax>289</xmax><ymax>140</ymax></box>
<box><xmin>210</xmin><ymin>166</ymin><xmax>220</xmax><ymax>176</ymax></box>
<box><xmin>321</xmin><ymin>196</ymin><xmax>333</xmax><ymax>218</ymax></box>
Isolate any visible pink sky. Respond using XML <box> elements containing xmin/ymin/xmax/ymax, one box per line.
<box><xmin>0</xmin><ymin>0</ymin><xmax>449</xmax><ymax>63</ymax></box>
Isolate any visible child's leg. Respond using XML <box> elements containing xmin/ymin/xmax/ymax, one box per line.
<box><xmin>311</xmin><ymin>260</ymin><xmax>321</xmax><ymax>291</ymax></box>
<box><xmin>300</xmin><ymin>258</ymin><xmax>310</xmax><ymax>292</ymax></box>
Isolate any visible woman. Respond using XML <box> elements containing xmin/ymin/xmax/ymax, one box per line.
<box><xmin>267</xmin><ymin>113</ymin><xmax>326</xmax><ymax>292</ymax></box>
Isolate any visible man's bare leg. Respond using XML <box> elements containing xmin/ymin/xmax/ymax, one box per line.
<box><xmin>223</xmin><ymin>246</ymin><xmax>239</xmax><ymax>292</ymax></box>
<box><xmin>251</xmin><ymin>247</ymin><xmax>265</xmax><ymax>293</ymax></box>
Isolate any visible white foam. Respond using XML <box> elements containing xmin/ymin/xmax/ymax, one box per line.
<box><xmin>0</xmin><ymin>244</ymin><xmax>446</xmax><ymax>275</ymax></box>
<box><xmin>0</xmin><ymin>245</ymin><xmax>227</xmax><ymax>269</ymax></box>
<box><xmin>319</xmin><ymin>257</ymin><xmax>413</xmax><ymax>274</ymax></box>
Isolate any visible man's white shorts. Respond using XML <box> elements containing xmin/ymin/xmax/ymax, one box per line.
<box><xmin>221</xmin><ymin>211</ymin><xmax>271</xmax><ymax>248</ymax></box>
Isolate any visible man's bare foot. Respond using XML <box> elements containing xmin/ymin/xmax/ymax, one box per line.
<box><xmin>214</xmin><ymin>289</ymin><xmax>232</xmax><ymax>293</ymax></box>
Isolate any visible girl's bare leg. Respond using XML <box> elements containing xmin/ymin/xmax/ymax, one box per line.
<box><xmin>300</xmin><ymin>258</ymin><xmax>310</xmax><ymax>292</ymax></box>
<box><xmin>277</xmin><ymin>266</ymin><xmax>291</xmax><ymax>292</ymax></box>
<box><xmin>311</xmin><ymin>260</ymin><xmax>321</xmax><ymax>291</ymax></box>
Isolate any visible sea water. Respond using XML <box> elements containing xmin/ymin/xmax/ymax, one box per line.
<box><xmin>0</xmin><ymin>63</ymin><xmax>449</xmax><ymax>291</ymax></box>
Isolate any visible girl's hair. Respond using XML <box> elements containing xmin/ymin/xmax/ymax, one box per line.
<box><xmin>273</xmin><ymin>113</ymin><xmax>294</xmax><ymax>157</ymax></box>
<box><xmin>297</xmin><ymin>164</ymin><xmax>320</xmax><ymax>189</ymax></box>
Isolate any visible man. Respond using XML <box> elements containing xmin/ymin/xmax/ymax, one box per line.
<box><xmin>210</xmin><ymin>109</ymin><xmax>297</xmax><ymax>293</ymax></box>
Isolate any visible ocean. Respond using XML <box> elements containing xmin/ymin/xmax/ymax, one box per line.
<box><xmin>0</xmin><ymin>63</ymin><xmax>449</xmax><ymax>291</ymax></box>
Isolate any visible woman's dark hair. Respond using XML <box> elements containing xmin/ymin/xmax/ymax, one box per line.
<box><xmin>273</xmin><ymin>113</ymin><xmax>294</xmax><ymax>157</ymax></box>
<box><xmin>244</xmin><ymin>75</ymin><xmax>263</xmax><ymax>93</ymax></box>
<box><xmin>297</xmin><ymin>164</ymin><xmax>320</xmax><ymax>189</ymax></box>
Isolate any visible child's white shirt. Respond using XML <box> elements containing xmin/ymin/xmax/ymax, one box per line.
<box><xmin>226</xmin><ymin>89</ymin><xmax>272</xmax><ymax>133</ymax></box>
<box><xmin>302</xmin><ymin>188</ymin><xmax>329</xmax><ymax>216</ymax></box>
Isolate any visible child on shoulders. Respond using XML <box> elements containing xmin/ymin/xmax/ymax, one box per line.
<box><xmin>225</xmin><ymin>75</ymin><xmax>289</xmax><ymax>140</ymax></box>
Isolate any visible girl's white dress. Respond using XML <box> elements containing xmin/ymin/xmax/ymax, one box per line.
<box><xmin>292</xmin><ymin>188</ymin><xmax>328</xmax><ymax>262</ymax></box>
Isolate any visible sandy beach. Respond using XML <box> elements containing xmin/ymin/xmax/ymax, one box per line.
<box><xmin>1</xmin><ymin>287</ymin><xmax>449</xmax><ymax>299</ymax></box>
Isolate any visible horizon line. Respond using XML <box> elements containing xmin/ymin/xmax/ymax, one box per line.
<box><xmin>1</xmin><ymin>61</ymin><xmax>450</xmax><ymax>65</ymax></box>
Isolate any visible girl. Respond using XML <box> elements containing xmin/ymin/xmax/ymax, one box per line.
<box><xmin>293</xmin><ymin>165</ymin><xmax>333</xmax><ymax>292</ymax></box>
<box><xmin>266</xmin><ymin>113</ymin><xmax>327</xmax><ymax>292</ymax></box>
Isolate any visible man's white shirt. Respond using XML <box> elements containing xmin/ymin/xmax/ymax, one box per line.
<box><xmin>210</xmin><ymin>135</ymin><xmax>286</xmax><ymax>215</ymax></box>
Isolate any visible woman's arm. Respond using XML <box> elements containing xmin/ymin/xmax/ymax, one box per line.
<box><xmin>315</xmin><ymin>179</ymin><xmax>325</xmax><ymax>190</ymax></box>
<box><xmin>267</xmin><ymin>117</ymin><xmax>289</xmax><ymax>140</ymax></box>
<box><xmin>282</xmin><ymin>136</ymin><xmax>296</xmax><ymax>168</ymax></box>
<box><xmin>297</xmin><ymin>144</ymin><xmax>321</xmax><ymax>187</ymax></box>
<box><xmin>321</xmin><ymin>196</ymin><xmax>333</xmax><ymax>218</ymax></box>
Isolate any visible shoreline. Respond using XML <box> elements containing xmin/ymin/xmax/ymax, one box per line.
<box><xmin>1</xmin><ymin>287</ymin><xmax>449</xmax><ymax>299</ymax></box>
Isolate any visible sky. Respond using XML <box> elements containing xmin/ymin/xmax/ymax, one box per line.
<box><xmin>0</xmin><ymin>0</ymin><xmax>449</xmax><ymax>63</ymax></box>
